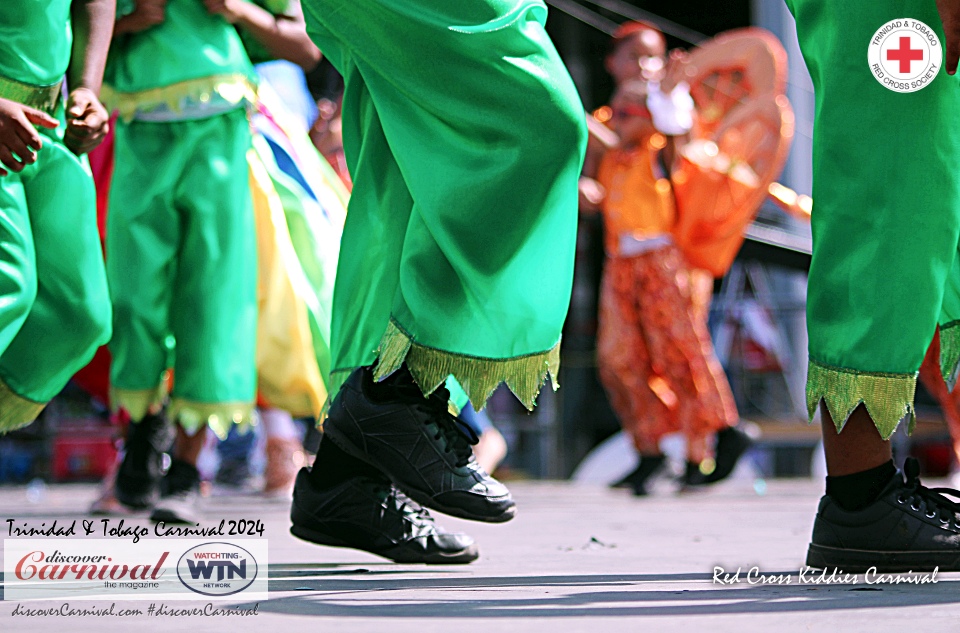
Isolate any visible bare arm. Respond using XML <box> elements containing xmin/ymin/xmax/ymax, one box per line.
<box><xmin>937</xmin><ymin>0</ymin><xmax>960</xmax><ymax>74</ymax></box>
<box><xmin>205</xmin><ymin>0</ymin><xmax>321</xmax><ymax>71</ymax></box>
<box><xmin>69</xmin><ymin>0</ymin><xmax>116</xmax><ymax>93</ymax></box>
<box><xmin>64</xmin><ymin>0</ymin><xmax>115</xmax><ymax>155</ymax></box>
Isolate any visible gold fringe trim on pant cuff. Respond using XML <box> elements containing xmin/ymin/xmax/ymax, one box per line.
<box><xmin>111</xmin><ymin>371</ymin><xmax>171</xmax><ymax>422</ymax></box>
<box><xmin>373</xmin><ymin>319</ymin><xmax>561</xmax><ymax>411</ymax></box>
<box><xmin>806</xmin><ymin>359</ymin><xmax>916</xmax><ymax>440</ymax></box>
<box><xmin>0</xmin><ymin>379</ymin><xmax>46</xmax><ymax>433</ymax></box>
<box><xmin>168</xmin><ymin>399</ymin><xmax>256</xmax><ymax>440</ymax></box>
<box><xmin>111</xmin><ymin>388</ymin><xmax>165</xmax><ymax>422</ymax></box>
<box><xmin>940</xmin><ymin>321</ymin><xmax>960</xmax><ymax>391</ymax></box>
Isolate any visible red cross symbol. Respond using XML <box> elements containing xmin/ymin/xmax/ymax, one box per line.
<box><xmin>887</xmin><ymin>36</ymin><xmax>924</xmax><ymax>73</ymax></box>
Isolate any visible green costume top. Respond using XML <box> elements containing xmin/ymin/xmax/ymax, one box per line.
<box><xmin>0</xmin><ymin>0</ymin><xmax>71</xmax><ymax>86</ymax></box>
<box><xmin>0</xmin><ymin>0</ymin><xmax>71</xmax><ymax>115</ymax></box>
<box><xmin>105</xmin><ymin>0</ymin><xmax>256</xmax><ymax>121</ymax></box>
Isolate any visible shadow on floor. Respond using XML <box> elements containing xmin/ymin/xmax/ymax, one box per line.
<box><xmin>252</xmin><ymin>569</ymin><xmax>960</xmax><ymax>617</ymax></box>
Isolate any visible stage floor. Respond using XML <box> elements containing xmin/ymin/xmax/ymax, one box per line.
<box><xmin>1</xmin><ymin>478</ymin><xmax>957</xmax><ymax>632</ymax></box>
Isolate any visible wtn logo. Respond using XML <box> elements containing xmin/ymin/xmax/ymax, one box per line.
<box><xmin>177</xmin><ymin>543</ymin><xmax>258</xmax><ymax>597</ymax></box>
<box><xmin>186</xmin><ymin>558</ymin><xmax>246</xmax><ymax>582</ymax></box>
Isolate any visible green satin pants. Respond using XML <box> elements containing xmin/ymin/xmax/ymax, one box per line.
<box><xmin>301</xmin><ymin>0</ymin><xmax>587</xmax><ymax>409</ymax></box>
<box><xmin>107</xmin><ymin>108</ymin><xmax>258</xmax><ymax>436</ymax></box>
<box><xmin>0</xmin><ymin>122</ymin><xmax>111</xmax><ymax>431</ymax></box>
<box><xmin>788</xmin><ymin>0</ymin><xmax>960</xmax><ymax>437</ymax></box>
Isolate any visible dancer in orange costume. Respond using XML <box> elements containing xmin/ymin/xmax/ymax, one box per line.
<box><xmin>588</xmin><ymin>23</ymin><xmax>794</xmax><ymax>495</ymax></box>
<box><xmin>594</xmin><ymin>81</ymin><xmax>741</xmax><ymax>494</ymax></box>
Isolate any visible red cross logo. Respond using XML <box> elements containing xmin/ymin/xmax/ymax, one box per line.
<box><xmin>887</xmin><ymin>36</ymin><xmax>924</xmax><ymax>73</ymax></box>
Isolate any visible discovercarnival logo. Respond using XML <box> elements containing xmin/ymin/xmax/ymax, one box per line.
<box><xmin>14</xmin><ymin>549</ymin><xmax>168</xmax><ymax>584</ymax></box>
<box><xmin>868</xmin><ymin>18</ymin><xmax>942</xmax><ymax>92</ymax></box>
<box><xmin>176</xmin><ymin>542</ymin><xmax>258</xmax><ymax>597</ymax></box>
<box><xmin>3</xmin><ymin>538</ymin><xmax>268</xmax><ymax>601</ymax></box>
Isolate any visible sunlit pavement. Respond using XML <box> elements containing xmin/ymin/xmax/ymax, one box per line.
<box><xmin>1</xmin><ymin>478</ymin><xmax>958</xmax><ymax>632</ymax></box>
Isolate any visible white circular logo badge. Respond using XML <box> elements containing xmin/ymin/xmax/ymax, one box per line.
<box><xmin>869</xmin><ymin>19</ymin><xmax>942</xmax><ymax>92</ymax></box>
<box><xmin>176</xmin><ymin>542</ymin><xmax>258</xmax><ymax>597</ymax></box>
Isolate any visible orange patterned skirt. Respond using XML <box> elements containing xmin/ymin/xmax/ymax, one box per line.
<box><xmin>597</xmin><ymin>244</ymin><xmax>738</xmax><ymax>462</ymax></box>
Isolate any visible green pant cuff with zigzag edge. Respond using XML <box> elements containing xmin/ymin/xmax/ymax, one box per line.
<box><xmin>806</xmin><ymin>359</ymin><xmax>916</xmax><ymax>440</ymax></box>
<box><xmin>317</xmin><ymin>317</ymin><xmax>564</xmax><ymax>422</ymax></box>
<box><xmin>373</xmin><ymin>318</ymin><xmax>560</xmax><ymax>412</ymax></box>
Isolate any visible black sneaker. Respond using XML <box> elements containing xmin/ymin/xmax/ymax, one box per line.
<box><xmin>703</xmin><ymin>426</ymin><xmax>752</xmax><ymax>484</ymax></box>
<box><xmin>150</xmin><ymin>459</ymin><xmax>201</xmax><ymax>525</ymax></box>
<box><xmin>322</xmin><ymin>365</ymin><xmax>516</xmax><ymax>523</ymax></box>
<box><xmin>612</xmin><ymin>455</ymin><xmax>666</xmax><ymax>496</ymax></box>
<box><xmin>115</xmin><ymin>413</ymin><xmax>173</xmax><ymax>510</ymax></box>
<box><xmin>290</xmin><ymin>468</ymin><xmax>479</xmax><ymax>564</ymax></box>
<box><xmin>806</xmin><ymin>457</ymin><xmax>960</xmax><ymax>572</ymax></box>
<box><xmin>681</xmin><ymin>460</ymin><xmax>709</xmax><ymax>489</ymax></box>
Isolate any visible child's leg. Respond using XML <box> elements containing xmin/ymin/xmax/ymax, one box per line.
<box><xmin>611</xmin><ymin>247</ymin><xmax>730</xmax><ymax>466</ymax></box>
<box><xmin>107</xmin><ymin>120</ymin><xmax>182</xmax><ymax>421</ymax></box>
<box><xmin>168</xmin><ymin>109</ymin><xmax>257</xmax><ymax>442</ymax></box>
<box><xmin>0</xmin><ymin>138</ymin><xmax>110</xmax><ymax>431</ymax></box>
<box><xmin>792</xmin><ymin>0</ymin><xmax>960</xmax><ymax>440</ymax></box>
<box><xmin>303</xmin><ymin>0</ymin><xmax>586</xmax><ymax>406</ymax></box>
<box><xmin>0</xmin><ymin>173</ymin><xmax>38</xmax><ymax>429</ymax></box>
<box><xmin>596</xmin><ymin>255</ymin><xmax>672</xmax><ymax>456</ymax></box>
<box><xmin>146</xmin><ymin>110</ymin><xmax>257</xmax><ymax>524</ymax></box>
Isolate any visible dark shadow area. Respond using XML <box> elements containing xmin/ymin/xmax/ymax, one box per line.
<box><xmin>5</xmin><ymin>567</ymin><xmax>957</xmax><ymax>616</ymax></box>
<box><xmin>249</xmin><ymin>570</ymin><xmax>960</xmax><ymax>618</ymax></box>
<box><xmin>266</xmin><ymin>563</ymin><xmax>466</xmax><ymax>580</ymax></box>
<box><xmin>0</xmin><ymin>563</ymin><xmax>467</xmax><ymax>600</ymax></box>
<box><xmin>266</xmin><ymin>570</ymin><xmax>720</xmax><ymax>593</ymax></box>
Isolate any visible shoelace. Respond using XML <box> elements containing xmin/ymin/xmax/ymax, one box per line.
<box><xmin>418</xmin><ymin>387</ymin><xmax>478</xmax><ymax>468</ymax></box>
<box><xmin>374</xmin><ymin>366</ymin><xmax>479</xmax><ymax>467</ymax></box>
<box><xmin>899</xmin><ymin>457</ymin><xmax>960</xmax><ymax>525</ymax></box>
